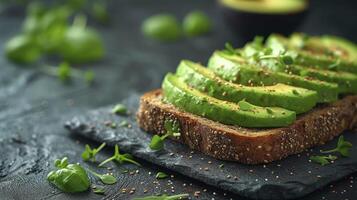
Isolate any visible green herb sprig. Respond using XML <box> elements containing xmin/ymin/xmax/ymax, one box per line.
<box><xmin>99</xmin><ymin>145</ymin><xmax>141</xmax><ymax>167</ymax></box>
<box><xmin>81</xmin><ymin>143</ymin><xmax>106</xmax><ymax>162</ymax></box>
<box><xmin>310</xmin><ymin>155</ymin><xmax>338</xmax><ymax>166</ymax></box>
<box><xmin>87</xmin><ymin>168</ymin><xmax>117</xmax><ymax>185</ymax></box>
<box><xmin>321</xmin><ymin>135</ymin><xmax>352</xmax><ymax>157</ymax></box>
<box><xmin>223</xmin><ymin>42</ymin><xmax>239</xmax><ymax>55</ymax></box>
<box><xmin>156</xmin><ymin>172</ymin><xmax>168</xmax><ymax>179</ymax></box>
<box><xmin>149</xmin><ymin>120</ymin><xmax>181</xmax><ymax>151</ymax></box>
<box><xmin>112</xmin><ymin>104</ymin><xmax>127</xmax><ymax>115</ymax></box>
<box><xmin>133</xmin><ymin>193</ymin><xmax>189</xmax><ymax>200</ymax></box>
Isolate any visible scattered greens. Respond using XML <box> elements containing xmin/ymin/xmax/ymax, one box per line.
<box><xmin>133</xmin><ymin>193</ymin><xmax>189</xmax><ymax>200</ymax></box>
<box><xmin>310</xmin><ymin>136</ymin><xmax>352</xmax><ymax>166</ymax></box>
<box><xmin>87</xmin><ymin>168</ymin><xmax>117</xmax><ymax>185</ymax></box>
<box><xmin>5</xmin><ymin>34</ymin><xmax>42</xmax><ymax>64</ymax></box>
<box><xmin>183</xmin><ymin>10</ymin><xmax>211</xmax><ymax>37</ymax></box>
<box><xmin>99</xmin><ymin>145</ymin><xmax>141</xmax><ymax>167</ymax></box>
<box><xmin>321</xmin><ymin>135</ymin><xmax>353</xmax><ymax>157</ymax></box>
<box><xmin>119</xmin><ymin>120</ymin><xmax>129</xmax><ymax>127</ymax></box>
<box><xmin>149</xmin><ymin>119</ymin><xmax>181</xmax><ymax>151</ymax></box>
<box><xmin>310</xmin><ymin>155</ymin><xmax>338</xmax><ymax>166</ymax></box>
<box><xmin>93</xmin><ymin>186</ymin><xmax>106</xmax><ymax>195</ymax></box>
<box><xmin>156</xmin><ymin>172</ymin><xmax>168</xmax><ymax>179</ymax></box>
<box><xmin>47</xmin><ymin>157</ymin><xmax>90</xmax><ymax>193</ymax></box>
<box><xmin>40</xmin><ymin>62</ymin><xmax>95</xmax><ymax>84</ymax></box>
<box><xmin>81</xmin><ymin>142</ymin><xmax>106</xmax><ymax>162</ymax></box>
<box><xmin>142</xmin><ymin>14</ymin><xmax>181</xmax><ymax>42</ymax></box>
<box><xmin>112</xmin><ymin>104</ymin><xmax>127</xmax><ymax>115</ymax></box>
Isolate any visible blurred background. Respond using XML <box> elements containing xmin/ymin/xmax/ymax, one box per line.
<box><xmin>1</xmin><ymin>0</ymin><xmax>357</xmax><ymax>199</ymax></box>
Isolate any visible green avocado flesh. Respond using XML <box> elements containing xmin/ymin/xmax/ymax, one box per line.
<box><xmin>176</xmin><ymin>60</ymin><xmax>317</xmax><ymax>114</ymax></box>
<box><xmin>208</xmin><ymin>51</ymin><xmax>338</xmax><ymax>103</ymax></box>
<box><xmin>267</xmin><ymin>34</ymin><xmax>357</xmax><ymax>74</ymax></box>
<box><xmin>162</xmin><ymin>73</ymin><xmax>296</xmax><ymax>128</ymax></box>
<box><xmin>219</xmin><ymin>0</ymin><xmax>307</xmax><ymax>14</ymax></box>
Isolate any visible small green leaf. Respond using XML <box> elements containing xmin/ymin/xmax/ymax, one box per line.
<box><xmin>183</xmin><ymin>10</ymin><xmax>211</xmax><ymax>37</ymax></box>
<box><xmin>112</xmin><ymin>104</ymin><xmax>127</xmax><ymax>115</ymax></box>
<box><xmin>149</xmin><ymin>135</ymin><xmax>164</xmax><ymax>151</ymax></box>
<box><xmin>281</xmin><ymin>55</ymin><xmax>294</xmax><ymax>65</ymax></box>
<box><xmin>156</xmin><ymin>172</ymin><xmax>168</xmax><ymax>179</ymax></box>
<box><xmin>100</xmin><ymin>174</ymin><xmax>117</xmax><ymax>185</ymax></box>
<box><xmin>81</xmin><ymin>143</ymin><xmax>106</xmax><ymax>162</ymax></box>
<box><xmin>119</xmin><ymin>120</ymin><xmax>129</xmax><ymax>127</ymax></box>
<box><xmin>238</xmin><ymin>100</ymin><xmax>254</xmax><ymax>111</ymax></box>
<box><xmin>223</xmin><ymin>42</ymin><xmax>237</xmax><ymax>55</ymax></box>
<box><xmin>142</xmin><ymin>14</ymin><xmax>181</xmax><ymax>42</ymax></box>
<box><xmin>93</xmin><ymin>186</ymin><xmax>105</xmax><ymax>195</ymax></box>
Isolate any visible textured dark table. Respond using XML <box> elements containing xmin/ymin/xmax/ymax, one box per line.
<box><xmin>0</xmin><ymin>0</ymin><xmax>357</xmax><ymax>200</ymax></box>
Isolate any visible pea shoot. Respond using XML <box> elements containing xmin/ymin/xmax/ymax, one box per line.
<box><xmin>149</xmin><ymin>119</ymin><xmax>181</xmax><ymax>151</ymax></box>
<box><xmin>87</xmin><ymin>168</ymin><xmax>117</xmax><ymax>185</ymax></box>
<box><xmin>98</xmin><ymin>145</ymin><xmax>141</xmax><ymax>167</ymax></box>
<box><xmin>223</xmin><ymin>42</ymin><xmax>239</xmax><ymax>55</ymax></box>
<box><xmin>133</xmin><ymin>193</ymin><xmax>189</xmax><ymax>200</ymax></box>
<box><xmin>321</xmin><ymin>135</ymin><xmax>352</xmax><ymax>157</ymax></box>
<box><xmin>156</xmin><ymin>172</ymin><xmax>168</xmax><ymax>179</ymax></box>
<box><xmin>81</xmin><ymin>142</ymin><xmax>106</xmax><ymax>162</ymax></box>
<box><xmin>310</xmin><ymin>155</ymin><xmax>338</xmax><ymax>166</ymax></box>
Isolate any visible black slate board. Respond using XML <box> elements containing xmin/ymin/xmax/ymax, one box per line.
<box><xmin>65</xmin><ymin>94</ymin><xmax>357</xmax><ymax>200</ymax></box>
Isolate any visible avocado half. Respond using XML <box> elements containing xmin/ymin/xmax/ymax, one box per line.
<box><xmin>219</xmin><ymin>0</ymin><xmax>308</xmax><ymax>40</ymax></box>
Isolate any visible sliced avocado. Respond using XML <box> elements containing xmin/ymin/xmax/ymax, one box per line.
<box><xmin>162</xmin><ymin>73</ymin><xmax>296</xmax><ymax>128</ymax></box>
<box><xmin>266</xmin><ymin>34</ymin><xmax>357</xmax><ymax>74</ymax></box>
<box><xmin>208</xmin><ymin>51</ymin><xmax>338</xmax><ymax>103</ymax></box>
<box><xmin>176</xmin><ymin>60</ymin><xmax>317</xmax><ymax>114</ymax></box>
<box><xmin>240</xmin><ymin>38</ymin><xmax>357</xmax><ymax>94</ymax></box>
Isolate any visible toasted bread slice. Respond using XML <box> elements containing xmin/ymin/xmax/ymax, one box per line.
<box><xmin>137</xmin><ymin>89</ymin><xmax>357</xmax><ymax>164</ymax></box>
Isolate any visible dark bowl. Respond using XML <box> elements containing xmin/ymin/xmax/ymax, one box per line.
<box><xmin>218</xmin><ymin>0</ymin><xmax>309</xmax><ymax>41</ymax></box>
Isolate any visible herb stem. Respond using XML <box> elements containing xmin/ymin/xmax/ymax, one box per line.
<box><xmin>122</xmin><ymin>157</ymin><xmax>141</xmax><ymax>167</ymax></box>
<box><xmin>98</xmin><ymin>156</ymin><xmax>115</xmax><ymax>167</ymax></box>
<box><xmin>167</xmin><ymin>194</ymin><xmax>189</xmax><ymax>200</ymax></box>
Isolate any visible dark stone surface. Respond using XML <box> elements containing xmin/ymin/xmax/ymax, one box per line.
<box><xmin>0</xmin><ymin>0</ymin><xmax>357</xmax><ymax>200</ymax></box>
<box><xmin>64</xmin><ymin>94</ymin><xmax>357</xmax><ymax>200</ymax></box>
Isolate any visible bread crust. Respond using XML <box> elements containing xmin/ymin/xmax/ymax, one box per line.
<box><xmin>136</xmin><ymin>89</ymin><xmax>357</xmax><ymax>164</ymax></box>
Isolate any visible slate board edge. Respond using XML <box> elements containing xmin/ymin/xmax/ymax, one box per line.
<box><xmin>64</xmin><ymin>95</ymin><xmax>357</xmax><ymax>200</ymax></box>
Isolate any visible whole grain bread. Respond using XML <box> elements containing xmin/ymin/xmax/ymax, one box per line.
<box><xmin>136</xmin><ymin>89</ymin><xmax>357</xmax><ymax>164</ymax></box>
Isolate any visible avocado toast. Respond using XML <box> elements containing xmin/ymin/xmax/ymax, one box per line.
<box><xmin>137</xmin><ymin>33</ymin><xmax>357</xmax><ymax>164</ymax></box>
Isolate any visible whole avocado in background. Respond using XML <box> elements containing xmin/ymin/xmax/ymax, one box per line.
<box><xmin>141</xmin><ymin>14</ymin><xmax>181</xmax><ymax>41</ymax></box>
<box><xmin>183</xmin><ymin>11</ymin><xmax>212</xmax><ymax>37</ymax></box>
<box><xmin>218</xmin><ymin>0</ymin><xmax>308</xmax><ymax>40</ymax></box>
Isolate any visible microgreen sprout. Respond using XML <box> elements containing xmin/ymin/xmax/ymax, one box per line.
<box><xmin>156</xmin><ymin>172</ymin><xmax>168</xmax><ymax>179</ymax></box>
<box><xmin>93</xmin><ymin>186</ymin><xmax>106</xmax><ymax>195</ymax></box>
<box><xmin>223</xmin><ymin>42</ymin><xmax>239</xmax><ymax>55</ymax></box>
<box><xmin>321</xmin><ymin>135</ymin><xmax>352</xmax><ymax>157</ymax></box>
<box><xmin>310</xmin><ymin>155</ymin><xmax>338</xmax><ymax>166</ymax></box>
<box><xmin>133</xmin><ymin>193</ymin><xmax>189</xmax><ymax>200</ymax></box>
<box><xmin>81</xmin><ymin>142</ymin><xmax>106</xmax><ymax>162</ymax></box>
<box><xmin>149</xmin><ymin>119</ymin><xmax>181</xmax><ymax>151</ymax></box>
<box><xmin>87</xmin><ymin>168</ymin><xmax>117</xmax><ymax>185</ymax></box>
<box><xmin>99</xmin><ymin>145</ymin><xmax>141</xmax><ymax>167</ymax></box>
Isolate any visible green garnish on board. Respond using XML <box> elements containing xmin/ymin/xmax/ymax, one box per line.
<box><xmin>321</xmin><ymin>135</ymin><xmax>353</xmax><ymax>157</ymax></box>
<box><xmin>133</xmin><ymin>193</ymin><xmax>189</xmax><ymax>200</ymax></box>
<box><xmin>310</xmin><ymin>155</ymin><xmax>338</xmax><ymax>166</ymax></box>
<box><xmin>99</xmin><ymin>145</ymin><xmax>141</xmax><ymax>167</ymax></box>
<box><xmin>47</xmin><ymin>157</ymin><xmax>90</xmax><ymax>193</ymax></box>
<box><xmin>81</xmin><ymin>142</ymin><xmax>106</xmax><ymax>162</ymax></box>
<box><xmin>87</xmin><ymin>168</ymin><xmax>117</xmax><ymax>185</ymax></box>
<box><xmin>149</xmin><ymin>119</ymin><xmax>181</xmax><ymax>151</ymax></box>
